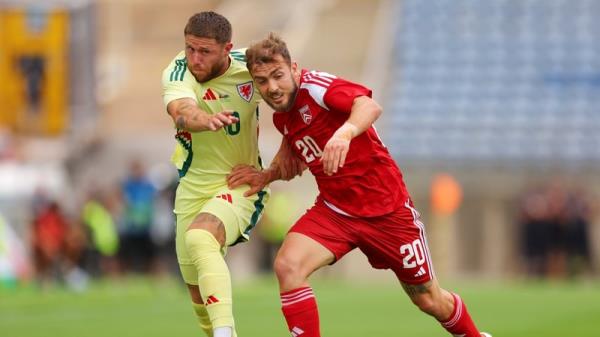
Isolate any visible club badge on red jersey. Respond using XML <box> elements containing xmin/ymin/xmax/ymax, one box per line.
<box><xmin>236</xmin><ymin>81</ymin><xmax>254</xmax><ymax>102</ymax></box>
<box><xmin>299</xmin><ymin>105</ymin><xmax>312</xmax><ymax>125</ymax></box>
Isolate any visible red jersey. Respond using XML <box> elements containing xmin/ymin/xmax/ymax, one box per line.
<box><xmin>273</xmin><ymin>69</ymin><xmax>409</xmax><ymax>217</ymax></box>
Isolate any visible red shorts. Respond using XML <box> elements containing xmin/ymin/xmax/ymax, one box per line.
<box><xmin>289</xmin><ymin>198</ymin><xmax>435</xmax><ymax>284</ymax></box>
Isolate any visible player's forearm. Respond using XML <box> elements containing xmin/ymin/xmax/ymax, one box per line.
<box><xmin>338</xmin><ymin>96</ymin><xmax>383</xmax><ymax>139</ymax></box>
<box><xmin>262</xmin><ymin>165</ymin><xmax>283</xmax><ymax>184</ymax></box>
<box><xmin>170</xmin><ymin>102</ymin><xmax>212</xmax><ymax>132</ymax></box>
<box><xmin>268</xmin><ymin>157</ymin><xmax>306</xmax><ymax>182</ymax></box>
<box><xmin>270</xmin><ymin>140</ymin><xmax>306</xmax><ymax>181</ymax></box>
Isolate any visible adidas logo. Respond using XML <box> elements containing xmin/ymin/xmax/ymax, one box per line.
<box><xmin>414</xmin><ymin>266</ymin><xmax>426</xmax><ymax>278</ymax></box>
<box><xmin>216</xmin><ymin>193</ymin><xmax>233</xmax><ymax>204</ymax></box>
<box><xmin>290</xmin><ymin>327</ymin><xmax>304</xmax><ymax>337</ymax></box>
<box><xmin>205</xmin><ymin>295</ymin><xmax>219</xmax><ymax>306</ymax></box>
<box><xmin>203</xmin><ymin>88</ymin><xmax>218</xmax><ymax>100</ymax></box>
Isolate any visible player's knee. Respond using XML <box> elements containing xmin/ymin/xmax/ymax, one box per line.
<box><xmin>184</xmin><ymin>229</ymin><xmax>220</xmax><ymax>258</ymax></box>
<box><xmin>273</xmin><ymin>254</ymin><xmax>303</xmax><ymax>284</ymax></box>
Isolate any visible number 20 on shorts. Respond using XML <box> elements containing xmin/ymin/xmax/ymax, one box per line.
<box><xmin>400</xmin><ymin>239</ymin><xmax>426</xmax><ymax>268</ymax></box>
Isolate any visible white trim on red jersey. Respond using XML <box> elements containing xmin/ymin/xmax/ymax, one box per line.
<box><xmin>300</xmin><ymin>70</ymin><xmax>337</xmax><ymax>110</ymax></box>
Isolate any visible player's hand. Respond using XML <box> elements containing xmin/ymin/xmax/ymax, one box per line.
<box><xmin>227</xmin><ymin>165</ymin><xmax>269</xmax><ymax>197</ymax></box>
<box><xmin>206</xmin><ymin>110</ymin><xmax>239</xmax><ymax>131</ymax></box>
<box><xmin>321</xmin><ymin>129</ymin><xmax>352</xmax><ymax>176</ymax></box>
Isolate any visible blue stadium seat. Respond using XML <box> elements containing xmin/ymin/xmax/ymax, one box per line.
<box><xmin>385</xmin><ymin>0</ymin><xmax>600</xmax><ymax>164</ymax></box>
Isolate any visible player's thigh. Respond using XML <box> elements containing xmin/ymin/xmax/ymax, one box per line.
<box><xmin>201</xmin><ymin>186</ymin><xmax>269</xmax><ymax>247</ymax></box>
<box><xmin>278</xmin><ymin>202</ymin><xmax>355</xmax><ymax>276</ymax></box>
<box><xmin>276</xmin><ymin>232</ymin><xmax>336</xmax><ymax>277</ymax></box>
<box><xmin>175</xmin><ymin>198</ymin><xmax>211</xmax><ymax>284</ymax></box>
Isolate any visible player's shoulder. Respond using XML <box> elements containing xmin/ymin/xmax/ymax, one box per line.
<box><xmin>163</xmin><ymin>51</ymin><xmax>186</xmax><ymax>71</ymax></box>
<box><xmin>162</xmin><ymin>51</ymin><xmax>189</xmax><ymax>83</ymax></box>
<box><xmin>301</xmin><ymin>70</ymin><xmax>338</xmax><ymax>87</ymax></box>
<box><xmin>298</xmin><ymin>69</ymin><xmax>339</xmax><ymax>108</ymax></box>
<box><xmin>230</xmin><ymin>48</ymin><xmax>247</xmax><ymax>63</ymax></box>
<box><xmin>228</xmin><ymin>48</ymin><xmax>250</xmax><ymax>75</ymax></box>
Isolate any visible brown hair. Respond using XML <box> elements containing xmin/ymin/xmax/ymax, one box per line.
<box><xmin>245</xmin><ymin>32</ymin><xmax>291</xmax><ymax>71</ymax></box>
<box><xmin>184</xmin><ymin>11</ymin><xmax>231</xmax><ymax>43</ymax></box>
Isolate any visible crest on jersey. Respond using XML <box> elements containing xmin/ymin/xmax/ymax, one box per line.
<box><xmin>236</xmin><ymin>81</ymin><xmax>254</xmax><ymax>102</ymax></box>
<box><xmin>299</xmin><ymin>105</ymin><xmax>312</xmax><ymax>125</ymax></box>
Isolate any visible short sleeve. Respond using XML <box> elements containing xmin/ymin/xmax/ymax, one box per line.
<box><xmin>323</xmin><ymin>78</ymin><xmax>372</xmax><ymax>113</ymax></box>
<box><xmin>161</xmin><ymin>57</ymin><xmax>198</xmax><ymax>108</ymax></box>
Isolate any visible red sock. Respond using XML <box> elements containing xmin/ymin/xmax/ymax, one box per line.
<box><xmin>280</xmin><ymin>287</ymin><xmax>320</xmax><ymax>337</ymax></box>
<box><xmin>440</xmin><ymin>293</ymin><xmax>481</xmax><ymax>337</ymax></box>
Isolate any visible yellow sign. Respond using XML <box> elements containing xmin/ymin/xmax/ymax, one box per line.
<box><xmin>0</xmin><ymin>9</ymin><xmax>69</xmax><ymax>135</ymax></box>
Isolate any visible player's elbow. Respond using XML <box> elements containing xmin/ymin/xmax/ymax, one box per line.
<box><xmin>166</xmin><ymin>102</ymin><xmax>179</xmax><ymax>119</ymax></box>
<box><xmin>370</xmin><ymin>100</ymin><xmax>383</xmax><ymax>120</ymax></box>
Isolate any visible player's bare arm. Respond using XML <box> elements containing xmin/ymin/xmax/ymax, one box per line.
<box><xmin>167</xmin><ymin>97</ymin><xmax>239</xmax><ymax>132</ymax></box>
<box><xmin>321</xmin><ymin>96</ymin><xmax>383</xmax><ymax>175</ymax></box>
<box><xmin>271</xmin><ymin>138</ymin><xmax>306</xmax><ymax>180</ymax></box>
<box><xmin>227</xmin><ymin>138</ymin><xmax>305</xmax><ymax>196</ymax></box>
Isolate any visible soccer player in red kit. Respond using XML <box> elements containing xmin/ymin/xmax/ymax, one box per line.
<box><xmin>227</xmin><ymin>33</ymin><xmax>491</xmax><ymax>337</ymax></box>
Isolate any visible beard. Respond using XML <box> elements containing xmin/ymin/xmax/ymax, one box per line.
<box><xmin>264</xmin><ymin>80</ymin><xmax>298</xmax><ymax>112</ymax></box>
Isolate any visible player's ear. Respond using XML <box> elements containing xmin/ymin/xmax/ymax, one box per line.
<box><xmin>291</xmin><ymin>61</ymin><xmax>301</xmax><ymax>82</ymax></box>
<box><xmin>223</xmin><ymin>42</ymin><xmax>233</xmax><ymax>54</ymax></box>
<box><xmin>291</xmin><ymin>61</ymin><xmax>299</xmax><ymax>77</ymax></box>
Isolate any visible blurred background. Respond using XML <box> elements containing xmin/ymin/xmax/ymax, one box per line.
<box><xmin>1</xmin><ymin>0</ymin><xmax>599</xmax><ymax>336</ymax></box>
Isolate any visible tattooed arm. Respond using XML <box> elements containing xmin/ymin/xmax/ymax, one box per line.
<box><xmin>166</xmin><ymin>98</ymin><xmax>238</xmax><ymax>132</ymax></box>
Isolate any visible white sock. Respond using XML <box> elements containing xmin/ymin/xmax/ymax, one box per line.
<box><xmin>213</xmin><ymin>327</ymin><xmax>232</xmax><ymax>337</ymax></box>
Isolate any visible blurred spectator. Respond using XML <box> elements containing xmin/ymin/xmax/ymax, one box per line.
<box><xmin>0</xmin><ymin>213</ymin><xmax>31</xmax><ymax>288</ymax></box>
<box><xmin>30</xmin><ymin>201</ymin><xmax>69</xmax><ymax>286</ymax></box>
<box><xmin>561</xmin><ymin>187</ymin><xmax>593</xmax><ymax>276</ymax></box>
<box><xmin>150</xmin><ymin>178</ymin><xmax>177</xmax><ymax>276</ymax></box>
<box><xmin>518</xmin><ymin>182</ymin><xmax>593</xmax><ymax>279</ymax></box>
<box><xmin>80</xmin><ymin>191</ymin><xmax>120</xmax><ymax>278</ymax></box>
<box><xmin>118</xmin><ymin>160</ymin><xmax>157</xmax><ymax>274</ymax></box>
<box><xmin>519</xmin><ymin>186</ymin><xmax>552</xmax><ymax>277</ymax></box>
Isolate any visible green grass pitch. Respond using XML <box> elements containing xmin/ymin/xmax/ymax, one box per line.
<box><xmin>1</xmin><ymin>277</ymin><xmax>599</xmax><ymax>336</ymax></box>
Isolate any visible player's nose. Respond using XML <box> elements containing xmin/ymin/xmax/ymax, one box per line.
<box><xmin>189</xmin><ymin>53</ymin><xmax>204</xmax><ymax>66</ymax></box>
<box><xmin>267</xmin><ymin>79</ymin><xmax>279</xmax><ymax>92</ymax></box>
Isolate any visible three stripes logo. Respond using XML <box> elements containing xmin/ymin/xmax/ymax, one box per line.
<box><xmin>169</xmin><ymin>58</ymin><xmax>187</xmax><ymax>82</ymax></box>
<box><xmin>290</xmin><ymin>327</ymin><xmax>304</xmax><ymax>337</ymax></box>
<box><xmin>216</xmin><ymin>193</ymin><xmax>233</xmax><ymax>204</ymax></box>
<box><xmin>414</xmin><ymin>266</ymin><xmax>427</xmax><ymax>278</ymax></box>
<box><xmin>204</xmin><ymin>295</ymin><xmax>219</xmax><ymax>306</ymax></box>
<box><xmin>203</xmin><ymin>88</ymin><xmax>218</xmax><ymax>101</ymax></box>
